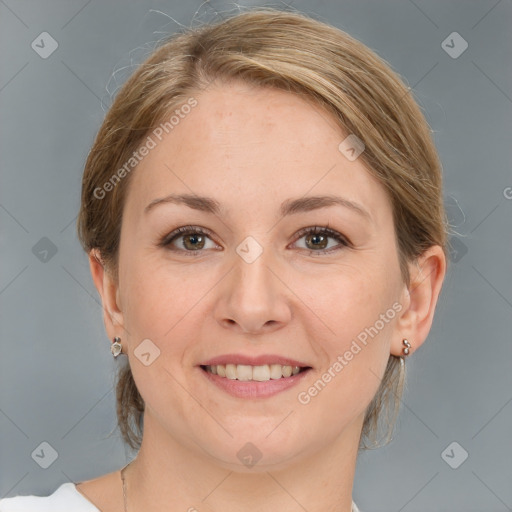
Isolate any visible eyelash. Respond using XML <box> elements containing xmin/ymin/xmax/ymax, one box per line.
<box><xmin>159</xmin><ymin>225</ymin><xmax>350</xmax><ymax>257</ymax></box>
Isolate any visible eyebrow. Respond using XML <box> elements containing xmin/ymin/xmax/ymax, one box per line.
<box><xmin>144</xmin><ymin>193</ymin><xmax>372</xmax><ymax>221</ymax></box>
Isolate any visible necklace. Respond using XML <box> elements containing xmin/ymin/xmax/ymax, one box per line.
<box><xmin>120</xmin><ymin>462</ymin><xmax>131</xmax><ymax>512</ymax></box>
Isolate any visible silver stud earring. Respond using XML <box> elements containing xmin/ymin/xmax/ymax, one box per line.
<box><xmin>111</xmin><ymin>336</ymin><xmax>122</xmax><ymax>358</ymax></box>
<box><xmin>402</xmin><ymin>338</ymin><xmax>411</xmax><ymax>356</ymax></box>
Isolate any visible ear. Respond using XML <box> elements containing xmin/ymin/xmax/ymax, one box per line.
<box><xmin>391</xmin><ymin>245</ymin><xmax>447</xmax><ymax>357</ymax></box>
<box><xmin>89</xmin><ymin>249</ymin><xmax>125</xmax><ymax>343</ymax></box>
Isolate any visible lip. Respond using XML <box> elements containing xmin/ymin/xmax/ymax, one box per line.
<box><xmin>199</xmin><ymin>365</ymin><xmax>312</xmax><ymax>399</ymax></box>
<box><xmin>200</xmin><ymin>354</ymin><xmax>311</xmax><ymax>367</ymax></box>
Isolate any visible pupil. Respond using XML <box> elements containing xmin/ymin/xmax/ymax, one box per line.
<box><xmin>308</xmin><ymin>233</ymin><xmax>327</xmax><ymax>249</ymax></box>
<box><xmin>185</xmin><ymin>234</ymin><xmax>204</xmax><ymax>250</ymax></box>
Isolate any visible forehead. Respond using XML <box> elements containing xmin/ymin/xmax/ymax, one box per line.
<box><xmin>124</xmin><ymin>81</ymin><xmax>391</xmax><ymax>224</ymax></box>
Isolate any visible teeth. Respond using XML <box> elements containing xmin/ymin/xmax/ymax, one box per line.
<box><xmin>252</xmin><ymin>365</ymin><xmax>270</xmax><ymax>381</ymax></box>
<box><xmin>236</xmin><ymin>364</ymin><xmax>252</xmax><ymax>381</ymax></box>
<box><xmin>225</xmin><ymin>364</ymin><xmax>237</xmax><ymax>380</ymax></box>
<box><xmin>282</xmin><ymin>365</ymin><xmax>292</xmax><ymax>378</ymax></box>
<box><xmin>270</xmin><ymin>364</ymin><xmax>283</xmax><ymax>379</ymax></box>
<box><xmin>204</xmin><ymin>364</ymin><xmax>304</xmax><ymax>381</ymax></box>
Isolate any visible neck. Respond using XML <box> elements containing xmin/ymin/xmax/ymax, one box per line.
<box><xmin>123</xmin><ymin>410</ymin><xmax>362</xmax><ymax>512</ymax></box>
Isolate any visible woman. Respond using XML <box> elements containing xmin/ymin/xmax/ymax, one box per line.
<box><xmin>0</xmin><ymin>8</ymin><xmax>447</xmax><ymax>512</ymax></box>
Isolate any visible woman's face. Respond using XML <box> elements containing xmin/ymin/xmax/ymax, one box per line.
<box><xmin>111</xmin><ymin>81</ymin><xmax>411</xmax><ymax>469</ymax></box>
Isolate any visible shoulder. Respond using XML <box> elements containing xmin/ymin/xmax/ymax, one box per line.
<box><xmin>0</xmin><ymin>483</ymin><xmax>100</xmax><ymax>512</ymax></box>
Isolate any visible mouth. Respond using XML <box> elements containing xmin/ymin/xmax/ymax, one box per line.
<box><xmin>198</xmin><ymin>358</ymin><xmax>313</xmax><ymax>398</ymax></box>
<box><xmin>200</xmin><ymin>363</ymin><xmax>311</xmax><ymax>382</ymax></box>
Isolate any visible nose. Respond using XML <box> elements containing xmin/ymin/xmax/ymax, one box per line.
<box><xmin>214</xmin><ymin>245</ymin><xmax>292</xmax><ymax>335</ymax></box>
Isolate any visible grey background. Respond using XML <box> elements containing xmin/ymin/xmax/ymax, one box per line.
<box><xmin>1</xmin><ymin>1</ymin><xmax>511</xmax><ymax>511</ymax></box>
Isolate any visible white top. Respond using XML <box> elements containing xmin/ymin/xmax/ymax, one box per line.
<box><xmin>0</xmin><ymin>483</ymin><xmax>361</xmax><ymax>511</ymax></box>
<box><xmin>0</xmin><ymin>483</ymin><xmax>99</xmax><ymax>511</ymax></box>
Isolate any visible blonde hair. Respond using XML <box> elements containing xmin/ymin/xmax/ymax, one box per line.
<box><xmin>77</xmin><ymin>8</ymin><xmax>449</xmax><ymax>451</ymax></box>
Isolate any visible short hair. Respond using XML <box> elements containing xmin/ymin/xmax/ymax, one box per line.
<box><xmin>77</xmin><ymin>8</ymin><xmax>449</xmax><ymax>451</ymax></box>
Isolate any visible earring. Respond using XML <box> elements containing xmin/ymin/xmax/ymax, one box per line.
<box><xmin>402</xmin><ymin>338</ymin><xmax>411</xmax><ymax>356</ymax></box>
<box><xmin>111</xmin><ymin>336</ymin><xmax>122</xmax><ymax>358</ymax></box>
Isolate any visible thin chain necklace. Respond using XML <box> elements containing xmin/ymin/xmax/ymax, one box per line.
<box><xmin>120</xmin><ymin>462</ymin><xmax>131</xmax><ymax>512</ymax></box>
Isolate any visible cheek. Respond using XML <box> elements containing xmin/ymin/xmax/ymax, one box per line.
<box><xmin>297</xmin><ymin>259</ymin><xmax>397</xmax><ymax>347</ymax></box>
<box><xmin>120</xmin><ymin>260</ymin><xmax>196</xmax><ymax>423</ymax></box>
<box><xmin>293</xmin><ymin>263</ymin><xmax>396</xmax><ymax>410</ymax></box>
<box><xmin>295</xmin><ymin>294</ymin><xmax>394</xmax><ymax>432</ymax></box>
<box><xmin>120</xmin><ymin>255</ymin><xmax>207</xmax><ymax>340</ymax></box>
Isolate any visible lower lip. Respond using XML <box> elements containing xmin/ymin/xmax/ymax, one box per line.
<box><xmin>199</xmin><ymin>367</ymin><xmax>312</xmax><ymax>398</ymax></box>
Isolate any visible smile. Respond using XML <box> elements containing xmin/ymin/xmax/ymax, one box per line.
<box><xmin>201</xmin><ymin>363</ymin><xmax>309</xmax><ymax>381</ymax></box>
<box><xmin>199</xmin><ymin>363</ymin><xmax>312</xmax><ymax>399</ymax></box>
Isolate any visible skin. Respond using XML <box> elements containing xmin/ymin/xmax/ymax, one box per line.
<box><xmin>77</xmin><ymin>80</ymin><xmax>446</xmax><ymax>512</ymax></box>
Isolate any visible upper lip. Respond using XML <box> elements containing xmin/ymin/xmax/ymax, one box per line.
<box><xmin>200</xmin><ymin>354</ymin><xmax>311</xmax><ymax>368</ymax></box>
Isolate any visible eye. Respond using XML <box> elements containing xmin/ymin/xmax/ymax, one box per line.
<box><xmin>159</xmin><ymin>225</ymin><xmax>350</xmax><ymax>256</ymax></box>
<box><xmin>160</xmin><ymin>226</ymin><xmax>219</xmax><ymax>255</ymax></box>
<box><xmin>292</xmin><ymin>226</ymin><xmax>350</xmax><ymax>255</ymax></box>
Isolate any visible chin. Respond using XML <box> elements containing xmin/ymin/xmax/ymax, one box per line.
<box><xmin>191</xmin><ymin>429</ymin><xmax>312</xmax><ymax>473</ymax></box>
